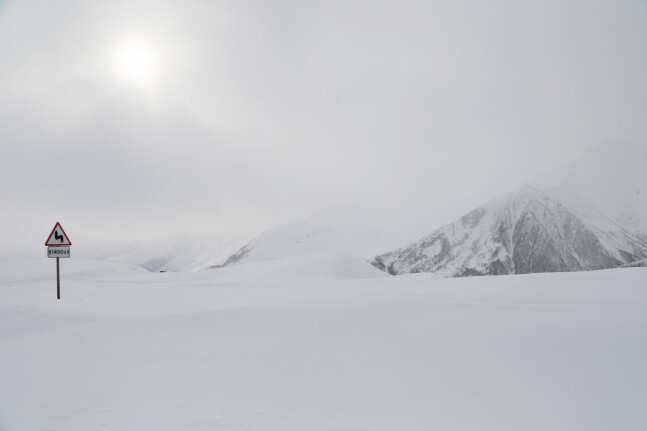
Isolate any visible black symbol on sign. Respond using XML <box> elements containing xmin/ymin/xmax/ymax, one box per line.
<box><xmin>54</xmin><ymin>231</ymin><xmax>64</xmax><ymax>243</ymax></box>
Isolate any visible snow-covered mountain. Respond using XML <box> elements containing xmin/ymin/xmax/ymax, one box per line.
<box><xmin>372</xmin><ymin>186</ymin><xmax>647</xmax><ymax>277</ymax></box>
<box><xmin>90</xmin><ymin>234</ymin><xmax>247</xmax><ymax>273</ymax></box>
<box><xmin>624</xmin><ymin>258</ymin><xmax>647</xmax><ymax>268</ymax></box>
<box><xmin>532</xmin><ymin>142</ymin><xmax>647</xmax><ymax>231</ymax></box>
<box><xmin>210</xmin><ymin>209</ymin><xmax>413</xmax><ymax>279</ymax></box>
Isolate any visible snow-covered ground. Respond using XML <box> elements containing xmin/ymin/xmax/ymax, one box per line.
<box><xmin>1</xmin><ymin>256</ymin><xmax>646</xmax><ymax>430</ymax></box>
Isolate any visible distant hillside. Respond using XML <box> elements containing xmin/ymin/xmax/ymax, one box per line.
<box><xmin>209</xmin><ymin>213</ymin><xmax>405</xmax><ymax>279</ymax></box>
<box><xmin>213</xmin><ymin>209</ymin><xmax>413</xmax><ymax>268</ymax></box>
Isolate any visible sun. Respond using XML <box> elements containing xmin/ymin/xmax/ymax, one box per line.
<box><xmin>112</xmin><ymin>40</ymin><xmax>160</xmax><ymax>89</ymax></box>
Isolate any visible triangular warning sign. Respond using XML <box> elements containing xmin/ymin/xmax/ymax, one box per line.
<box><xmin>45</xmin><ymin>222</ymin><xmax>72</xmax><ymax>246</ymax></box>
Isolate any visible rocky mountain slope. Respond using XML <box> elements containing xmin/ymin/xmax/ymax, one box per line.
<box><xmin>372</xmin><ymin>187</ymin><xmax>647</xmax><ymax>277</ymax></box>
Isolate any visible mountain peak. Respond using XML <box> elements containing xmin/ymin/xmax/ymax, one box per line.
<box><xmin>372</xmin><ymin>187</ymin><xmax>647</xmax><ymax>277</ymax></box>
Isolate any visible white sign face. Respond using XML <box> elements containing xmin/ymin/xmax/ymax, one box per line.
<box><xmin>45</xmin><ymin>223</ymin><xmax>72</xmax><ymax>246</ymax></box>
<box><xmin>48</xmin><ymin>246</ymin><xmax>70</xmax><ymax>258</ymax></box>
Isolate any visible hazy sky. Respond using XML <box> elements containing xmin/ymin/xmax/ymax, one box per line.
<box><xmin>2</xmin><ymin>0</ymin><xmax>646</xmax><ymax>254</ymax></box>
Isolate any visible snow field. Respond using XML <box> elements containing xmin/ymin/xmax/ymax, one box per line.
<box><xmin>1</xmin><ymin>258</ymin><xmax>646</xmax><ymax>430</ymax></box>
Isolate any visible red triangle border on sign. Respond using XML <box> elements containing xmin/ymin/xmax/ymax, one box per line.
<box><xmin>45</xmin><ymin>222</ymin><xmax>72</xmax><ymax>247</ymax></box>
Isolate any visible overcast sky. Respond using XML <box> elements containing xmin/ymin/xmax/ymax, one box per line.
<box><xmin>1</xmin><ymin>0</ymin><xmax>646</xmax><ymax>255</ymax></box>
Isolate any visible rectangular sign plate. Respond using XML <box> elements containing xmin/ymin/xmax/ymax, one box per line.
<box><xmin>48</xmin><ymin>246</ymin><xmax>70</xmax><ymax>258</ymax></box>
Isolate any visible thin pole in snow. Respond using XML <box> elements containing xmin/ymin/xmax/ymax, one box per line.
<box><xmin>56</xmin><ymin>257</ymin><xmax>61</xmax><ymax>301</ymax></box>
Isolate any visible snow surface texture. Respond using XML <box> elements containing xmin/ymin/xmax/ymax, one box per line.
<box><xmin>1</xmin><ymin>257</ymin><xmax>646</xmax><ymax>430</ymax></box>
<box><xmin>373</xmin><ymin>187</ymin><xmax>647</xmax><ymax>277</ymax></box>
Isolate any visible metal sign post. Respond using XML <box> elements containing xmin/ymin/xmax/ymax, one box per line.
<box><xmin>45</xmin><ymin>222</ymin><xmax>72</xmax><ymax>301</ymax></box>
<box><xmin>56</xmin><ymin>257</ymin><xmax>60</xmax><ymax>300</ymax></box>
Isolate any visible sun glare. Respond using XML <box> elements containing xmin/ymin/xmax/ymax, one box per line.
<box><xmin>113</xmin><ymin>41</ymin><xmax>160</xmax><ymax>89</ymax></box>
